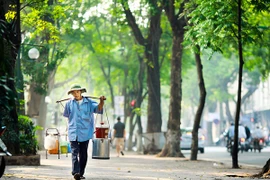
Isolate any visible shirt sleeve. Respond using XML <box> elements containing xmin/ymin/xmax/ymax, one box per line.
<box><xmin>92</xmin><ymin>100</ymin><xmax>103</xmax><ymax>114</ymax></box>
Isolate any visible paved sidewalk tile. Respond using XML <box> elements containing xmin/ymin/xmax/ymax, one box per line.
<box><xmin>2</xmin><ymin>146</ymin><xmax>261</xmax><ymax>180</ymax></box>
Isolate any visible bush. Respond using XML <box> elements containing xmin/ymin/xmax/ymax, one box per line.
<box><xmin>0</xmin><ymin>107</ymin><xmax>41</xmax><ymax>155</ymax></box>
<box><xmin>18</xmin><ymin>115</ymin><xmax>41</xmax><ymax>155</ymax></box>
<box><xmin>0</xmin><ymin>107</ymin><xmax>20</xmax><ymax>155</ymax></box>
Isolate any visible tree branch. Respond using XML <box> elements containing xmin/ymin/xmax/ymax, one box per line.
<box><xmin>120</xmin><ymin>0</ymin><xmax>146</xmax><ymax>45</ymax></box>
<box><xmin>53</xmin><ymin>67</ymin><xmax>84</xmax><ymax>89</ymax></box>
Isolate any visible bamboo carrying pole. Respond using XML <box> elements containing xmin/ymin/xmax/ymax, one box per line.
<box><xmin>56</xmin><ymin>95</ymin><xmax>102</xmax><ymax>103</ymax></box>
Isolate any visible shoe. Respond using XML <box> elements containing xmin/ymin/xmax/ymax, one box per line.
<box><xmin>120</xmin><ymin>151</ymin><xmax>124</xmax><ymax>156</ymax></box>
<box><xmin>80</xmin><ymin>176</ymin><xmax>86</xmax><ymax>179</ymax></box>
<box><xmin>74</xmin><ymin>173</ymin><xmax>80</xmax><ymax>180</ymax></box>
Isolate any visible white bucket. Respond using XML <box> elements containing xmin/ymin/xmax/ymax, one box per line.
<box><xmin>92</xmin><ymin>138</ymin><xmax>110</xmax><ymax>160</ymax></box>
<box><xmin>44</xmin><ymin>134</ymin><xmax>58</xmax><ymax>150</ymax></box>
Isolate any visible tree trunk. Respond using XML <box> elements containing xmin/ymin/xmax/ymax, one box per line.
<box><xmin>191</xmin><ymin>46</ymin><xmax>206</xmax><ymax>160</ymax></box>
<box><xmin>144</xmin><ymin>14</ymin><xmax>162</xmax><ymax>133</ymax></box>
<box><xmin>232</xmin><ymin>0</ymin><xmax>243</xmax><ymax>168</ymax></box>
<box><xmin>26</xmin><ymin>84</ymin><xmax>42</xmax><ymax>117</ymax></box>
<box><xmin>15</xmin><ymin>47</ymin><xmax>25</xmax><ymax>115</ymax></box>
<box><xmin>127</xmin><ymin>112</ymin><xmax>135</xmax><ymax>151</ymax></box>
<box><xmin>136</xmin><ymin>55</ymin><xmax>145</xmax><ymax>151</ymax></box>
<box><xmin>127</xmin><ymin>55</ymin><xmax>146</xmax><ymax>151</ymax></box>
<box><xmin>159</xmin><ymin>129</ymin><xmax>183</xmax><ymax>157</ymax></box>
<box><xmin>252</xmin><ymin>158</ymin><xmax>270</xmax><ymax>178</ymax></box>
<box><xmin>37</xmin><ymin>95</ymin><xmax>47</xmax><ymax>149</ymax></box>
<box><xmin>136</xmin><ymin>115</ymin><xmax>143</xmax><ymax>152</ymax></box>
<box><xmin>26</xmin><ymin>84</ymin><xmax>47</xmax><ymax>149</ymax></box>
<box><xmin>158</xmin><ymin>0</ymin><xmax>187</xmax><ymax>157</ymax></box>
<box><xmin>147</xmin><ymin>58</ymin><xmax>161</xmax><ymax>125</ymax></box>
<box><xmin>26</xmin><ymin>67</ymin><xmax>56</xmax><ymax>149</ymax></box>
<box><xmin>160</xmin><ymin>33</ymin><xmax>184</xmax><ymax>157</ymax></box>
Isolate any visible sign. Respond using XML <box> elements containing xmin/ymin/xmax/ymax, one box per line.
<box><xmin>114</xmin><ymin>96</ymin><xmax>125</xmax><ymax>116</ymax></box>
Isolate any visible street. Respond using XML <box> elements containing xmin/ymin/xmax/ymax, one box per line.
<box><xmin>182</xmin><ymin>146</ymin><xmax>270</xmax><ymax>167</ymax></box>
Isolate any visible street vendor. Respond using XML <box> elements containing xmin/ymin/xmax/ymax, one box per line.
<box><xmin>63</xmin><ymin>84</ymin><xmax>106</xmax><ymax>180</ymax></box>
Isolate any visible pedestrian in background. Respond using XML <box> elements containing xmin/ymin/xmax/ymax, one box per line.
<box><xmin>228</xmin><ymin>122</ymin><xmax>235</xmax><ymax>140</ymax></box>
<box><xmin>63</xmin><ymin>84</ymin><xmax>106</xmax><ymax>180</ymax></box>
<box><xmin>244</xmin><ymin>125</ymin><xmax>251</xmax><ymax>140</ymax></box>
<box><xmin>113</xmin><ymin>116</ymin><xmax>126</xmax><ymax>157</ymax></box>
<box><xmin>228</xmin><ymin>122</ymin><xmax>247</xmax><ymax>139</ymax></box>
<box><xmin>252</xmin><ymin>126</ymin><xmax>264</xmax><ymax>139</ymax></box>
<box><xmin>238</xmin><ymin>123</ymin><xmax>247</xmax><ymax>139</ymax></box>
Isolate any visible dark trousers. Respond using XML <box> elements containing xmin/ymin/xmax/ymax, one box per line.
<box><xmin>70</xmin><ymin>140</ymin><xmax>89</xmax><ymax>176</ymax></box>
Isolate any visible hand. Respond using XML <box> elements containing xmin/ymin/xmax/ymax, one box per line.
<box><xmin>98</xmin><ymin>96</ymin><xmax>106</xmax><ymax>111</ymax></box>
<box><xmin>99</xmin><ymin>96</ymin><xmax>106</xmax><ymax>102</ymax></box>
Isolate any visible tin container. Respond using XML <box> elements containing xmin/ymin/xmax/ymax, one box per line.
<box><xmin>92</xmin><ymin>138</ymin><xmax>110</xmax><ymax>160</ymax></box>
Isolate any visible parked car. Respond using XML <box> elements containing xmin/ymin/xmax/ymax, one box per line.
<box><xmin>180</xmin><ymin>127</ymin><xmax>205</xmax><ymax>153</ymax></box>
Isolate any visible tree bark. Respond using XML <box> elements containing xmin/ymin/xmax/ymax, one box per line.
<box><xmin>127</xmin><ymin>54</ymin><xmax>146</xmax><ymax>151</ymax></box>
<box><xmin>158</xmin><ymin>0</ymin><xmax>187</xmax><ymax>157</ymax></box>
<box><xmin>26</xmin><ymin>84</ymin><xmax>41</xmax><ymax>117</ymax></box>
<box><xmin>26</xmin><ymin>64</ymin><xmax>56</xmax><ymax>149</ymax></box>
<box><xmin>190</xmin><ymin>46</ymin><xmax>206</xmax><ymax>160</ymax></box>
<box><xmin>252</xmin><ymin>158</ymin><xmax>270</xmax><ymax>178</ymax></box>
<box><xmin>232</xmin><ymin>0</ymin><xmax>243</xmax><ymax>168</ymax></box>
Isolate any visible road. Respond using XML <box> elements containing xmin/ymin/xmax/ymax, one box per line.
<box><xmin>182</xmin><ymin>146</ymin><xmax>270</xmax><ymax>167</ymax></box>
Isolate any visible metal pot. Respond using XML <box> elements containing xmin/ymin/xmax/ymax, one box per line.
<box><xmin>92</xmin><ymin>138</ymin><xmax>110</xmax><ymax>160</ymax></box>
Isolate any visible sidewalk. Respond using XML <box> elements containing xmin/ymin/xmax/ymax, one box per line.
<box><xmin>3</xmin><ymin>147</ymin><xmax>262</xmax><ymax>180</ymax></box>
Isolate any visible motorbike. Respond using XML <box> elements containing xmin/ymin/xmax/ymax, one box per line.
<box><xmin>239</xmin><ymin>138</ymin><xmax>250</xmax><ymax>153</ymax></box>
<box><xmin>227</xmin><ymin>138</ymin><xmax>247</xmax><ymax>155</ymax></box>
<box><xmin>226</xmin><ymin>138</ymin><xmax>240</xmax><ymax>154</ymax></box>
<box><xmin>0</xmin><ymin>126</ymin><xmax>12</xmax><ymax>178</ymax></box>
<box><xmin>252</xmin><ymin>138</ymin><xmax>264</xmax><ymax>153</ymax></box>
<box><xmin>226</xmin><ymin>138</ymin><xmax>233</xmax><ymax>153</ymax></box>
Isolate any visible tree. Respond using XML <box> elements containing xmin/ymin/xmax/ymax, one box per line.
<box><xmin>186</xmin><ymin>0</ymin><xmax>269</xmax><ymax>167</ymax></box>
<box><xmin>0</xmin><ymin>0</ymin><xmax>21</xmax><ymax>155</ymax></box>
<box><xmin>182</xmin><ymin>0</ymin><xmax>208</xmax><ymax>160</ymax></box>
<box><xmin>119</xmin><ymin>0</ymin><xmax>163</xmax><ymax>133</ymax></box>
<box><xmin>73</xmin><ymin>1</ymin><xmax>147</xmax><ymax>151</ymax></box>
<box><xmin>189</xmin><ymin>46</ymin><xmax>206</xmax><ymax>160</ymax></box>
<box><xmin>20</xmin><ymin>0</ymin><xmax>80</xmax><ymax>148</ymax></box>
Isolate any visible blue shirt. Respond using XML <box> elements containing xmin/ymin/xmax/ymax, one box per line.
<box><xmin>63</xmin><ymin>97</ymin><xmax>101</xmax><ymax>142</ymax></box>
<box><xmin>228</xmin><ymin>125</ymin><xmax>235</xmax><ymax>138</ymax></box>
